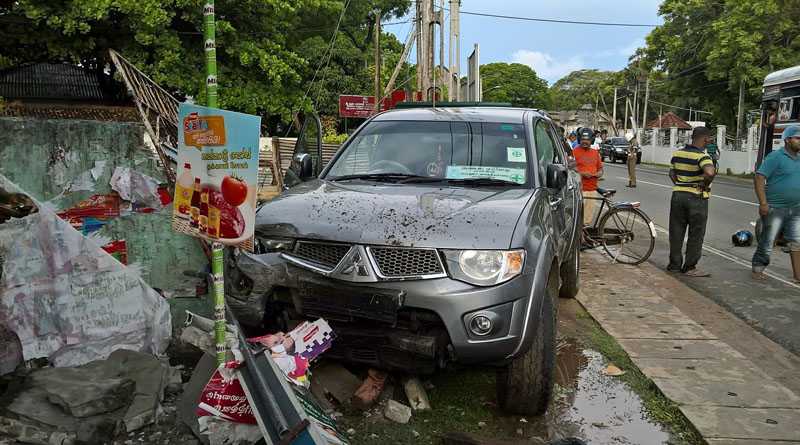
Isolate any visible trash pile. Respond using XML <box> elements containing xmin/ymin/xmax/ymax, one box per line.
<box><xmin>0</xmin><ymin>349</ymin><xmax>183</xmax><ymax>444</ymax></box>
<box><xmin>179</xmin><ymin>313</ymin><xmax>350</xmax><ymax>445</ymax></box>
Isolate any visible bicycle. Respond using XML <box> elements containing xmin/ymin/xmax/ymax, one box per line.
<box><xmin>581</xmin><ymin>187</ymin><xmax>657</xmax><ymax>265</ymax></box>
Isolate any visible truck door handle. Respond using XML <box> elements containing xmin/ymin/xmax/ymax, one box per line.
<box><xmin>549</xmin><ymin>197</ymin><xmax>563</xmax><ymax>208</ymax></box>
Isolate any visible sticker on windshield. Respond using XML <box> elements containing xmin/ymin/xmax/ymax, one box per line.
<box><xmin>446</xmin><ymin>166</ymin><xmax>527</xmax><ymax>184</ymax></box>
<box><xmin>507</xmin><ymin>147</ymin><xmax>527</xmax><ymax>163</ymax></box>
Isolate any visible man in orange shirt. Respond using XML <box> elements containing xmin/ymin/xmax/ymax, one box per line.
<box><xmin>572</xmin><ymin>127</ymin><xmax>604</xmax><ymax>225</ymax></box>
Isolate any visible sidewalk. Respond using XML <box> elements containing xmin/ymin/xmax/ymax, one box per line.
<box><xmin>578</xmin><ymin>250</ymin><xmax>800</xmax><ymax>444</ymax></box>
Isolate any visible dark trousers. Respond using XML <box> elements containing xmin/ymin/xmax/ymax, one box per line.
<box><xmin>668</xmin><ymin>192</ymin><xmax>709</xmax><ymax>271</ymax></box>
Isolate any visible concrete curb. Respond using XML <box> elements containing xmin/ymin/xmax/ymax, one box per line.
<box><xmin>577</xmin><ymin>250</ymin><xmax>800</xmax><ymax>443</ymax></box>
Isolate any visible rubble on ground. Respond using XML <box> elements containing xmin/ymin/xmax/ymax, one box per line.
<box><xmin>1</xmin><ymin>350</ymin><xmax>182</xmax><ymax>444</ymax></box>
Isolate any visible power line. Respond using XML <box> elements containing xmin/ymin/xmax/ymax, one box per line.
<box><xmin>451</xmin><ymin>8</ymin><xmax>658</xmax><ymax>28</ymax></box>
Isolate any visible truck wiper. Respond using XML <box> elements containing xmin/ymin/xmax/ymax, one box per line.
<box><xmin>329</xmin><ymin>173</ymin><xmax>425</xmax><ymax>182</ymax></box>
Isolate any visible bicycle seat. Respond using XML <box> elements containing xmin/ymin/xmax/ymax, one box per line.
<box><xmin>597</xmin><ymin>187</ymin><xmax>616</xmax><ymax>197</ymax></box>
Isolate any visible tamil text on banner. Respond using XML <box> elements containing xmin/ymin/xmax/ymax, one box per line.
<box><xmin>172</xmin><ymin>104</ymin><xmax>261</xmax><ymax>251</ymax></box>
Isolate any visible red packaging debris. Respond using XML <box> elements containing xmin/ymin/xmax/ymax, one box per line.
<box><xmin>57</xmin><ymin>194</ymin><xmax>120</xmax><ymax>220</ymax></box>
<box><xmin>196</xmin><ymin>362</ymin><xmax>256</xmax><ymax>424</ymax></box>
<box><xmin>102</xmin><ymin>240</ymin><xmax>128</xmax><ymax>265</ymax></box>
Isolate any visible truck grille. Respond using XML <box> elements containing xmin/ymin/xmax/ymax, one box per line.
<box><xmin>291</xmin><ymin>241</ymin><xmax>351</xmax><ymax>270</ymax></box>
<box><xmin>370</xmin><ymin>247</ymin><xmax>444</xmax><ymax>278</ymax></box>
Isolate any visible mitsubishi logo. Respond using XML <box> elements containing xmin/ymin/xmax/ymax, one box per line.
<box><xmin>340</xmin><ymin>251</ymin><xmax>370</xmax><ymax>277</ymax></box>
<box><xmin>332</xmin><ymin>246</ymin><xmax>378</xmax><ymax>283</ymax></box>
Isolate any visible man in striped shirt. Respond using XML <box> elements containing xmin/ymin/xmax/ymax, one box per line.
<box><xmin>667</xmin><ymin>127</ymin><xmax>717</xmax><ymax>277</ymax></box>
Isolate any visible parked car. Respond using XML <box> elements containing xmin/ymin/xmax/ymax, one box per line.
<box><xmin>225</xmin><ymin>106</ymin><xmax>582</xmax><ymax>415</ymax></box>
<box><xmin>600</xmin><ymin>136</ymin><xmax>641</xmax><ymax>163</ymax></box>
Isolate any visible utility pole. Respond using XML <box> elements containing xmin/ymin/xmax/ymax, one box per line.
<box><xmin>641</xmin><ymin>76</ymin><xmax>649</xmax><ymax>144</ymax></box>
<box><xmin>736</xmin><ymin>78</ymin><xmax>745</xmax><ymax>148</ymax></box>
<box><xmin>612</xmin><ymin>87</ymin><xmax>618</xmax><ymax>135</ymax></box>
<box><xmin>374</xmin><ymin>9</ymin><xmax>381</xmax><ymax>111</ymax></box>
<box><xmin>415</xmin><ymin>0</ymin><xmax>434</xmax><ymax>100</ymax></box>
<box><xmin>593</xmin><ymin>94</ymin><xmax>599</xmax><ymax>129</ymax></box>
<box><xmin>449</xmin><ymin>0</ymin><xmax>460</xmax><ymax>101</ymax></box>
<box><xmin>624</xmin><ymin>96</ymin><xmax>629</xmax><ymax>133</ymax></box>
<box><xmin>437</xmin><ymin>0</ymin><xmax>444</xmax><ymax>102</ymax></box>
<box><xmin>632</xmin><ymin>80</ymin><xmax>639</xmax><ymax>130</ymax></box>
<box><xmin>383</xmin><ymin>23</ymin><xmax>416</xmax><ymax>98</ymax></box>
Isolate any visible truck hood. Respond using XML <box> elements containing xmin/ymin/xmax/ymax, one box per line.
<box><xmin>255</xmin><ymin>179</ymin><xmax>533</xmax><ymax>249</ymax></box>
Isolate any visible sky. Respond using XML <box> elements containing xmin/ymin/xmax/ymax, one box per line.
<box><xmin>386</xmin><ymin>0</ymin><xmax>664</xmax><ymax>85</ymax></box>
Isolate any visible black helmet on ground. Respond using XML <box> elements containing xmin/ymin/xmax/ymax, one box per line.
<box><xmin>732</xmin><ymin>230</ymin><xmax>753</xmax><ymax>247</ymax></box>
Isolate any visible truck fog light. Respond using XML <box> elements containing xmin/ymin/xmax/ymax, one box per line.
<box><xmin>470</xmin><ymin>314</ymin><xmax>493</xmax><ymax>336</ymax></box>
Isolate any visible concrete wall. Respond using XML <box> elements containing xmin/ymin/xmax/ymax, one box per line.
<box><xmin>642</xmin><ymin>126</ymin><xmax>758</xmax><ymax>175</ymax></box>
<box><xmin>0</xmin><ymin>117</ymin><xmax>206</xmax><ymax>295</ymax></box>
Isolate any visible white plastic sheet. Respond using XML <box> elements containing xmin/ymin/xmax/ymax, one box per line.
<box><xmin>0</xmin><ymin>173</ymin><xmax>171</xmax><ymax>367</ymax></box>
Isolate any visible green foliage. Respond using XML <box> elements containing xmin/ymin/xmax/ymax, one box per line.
<box><xmin>644</xmin><ymin>0</ymin><xmax>800</xmax><ymax>127</ymax></box>
<box><xmin>0</xmin><ymin>0</ymin><xmax>412</xmax><ymax>127</ymax></box>
<box><xmin>549</xmin><ymin>69</ymin><xmax>622</xmax><ymax>111</ymax></box>
<box><xmin>480</xmin><ymin>63</ymin><xmax>551</xmax><ymax>109</ymax></box>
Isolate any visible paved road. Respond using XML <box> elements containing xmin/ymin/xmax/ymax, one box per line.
<box><xmin>595</xmin><ymin>161</ymin><xmax>800</xmax><ymax>355</ymax></box>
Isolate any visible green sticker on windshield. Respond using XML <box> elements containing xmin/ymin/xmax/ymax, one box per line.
<box><xmin>446</xmin><ymin>166</ymin><xmax>526</xmax><ymax>184</ymax></box>
<box><xmin>500</xmin><ymin>124</ymin><xmax>514</xmax><ymax>131</ymax></box>
<box><xmin>507</xmin><ymin>147</ymin><xmax>526</xmax><ymax>163</ymax></box>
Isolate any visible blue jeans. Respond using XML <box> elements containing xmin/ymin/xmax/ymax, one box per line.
<box><xmin>752</xmin><ymin>205</ymin><xmax>800</xmax><ymax>272</ymax></box>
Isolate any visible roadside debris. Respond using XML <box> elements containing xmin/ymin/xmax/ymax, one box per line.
<box><xmin>3</xmin><ymin>350</ymin><xmax>176</xmax><ymax>444</ymax></box>
<box><xmin>402</xmin><ymin>377</ymin><xmax>431</xmax><ymax>411</ymax></box>
<box><xmin>383</xmin><ymin>400</ymin><xmax>412</xmax><ymax>424</ymax></box>
<box><xmin>0</xmin><ymin>173</ymin><xmax>171</xmax><ymax>370</ymax></box>
<box><xmin>311</xmin><ymin>363</ymin><xmax>362</xmax><ymax>406</ymax></box>
<box><xmin>352</xmin><ymin>369</ymin><xmax>388</xmax><ymax>410</ymax></box>
<box><xmin>601</xmin><ymin>364</ymin><xmax>626</xmax><ymax>377</ymax></box>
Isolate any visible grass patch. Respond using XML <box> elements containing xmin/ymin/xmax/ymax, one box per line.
<box><xmin>579</xmin><ymin>311</ymin><xmax>706</xmax><ymax>445</ymax></box>
<box><xmin>340</xmin><ymin>368</ymin><xmax>508</xmax><ymax>444</ymax></box>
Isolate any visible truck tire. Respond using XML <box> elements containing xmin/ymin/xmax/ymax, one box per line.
<box><xmin>559</xmin><ymin>237</ymin><xmax>580</xmax><ymax>299</ymax></box>
<box><xmin>496</xmin><ymin>270</ymin><xmax>557</xmax><ymax>415</ymax></box>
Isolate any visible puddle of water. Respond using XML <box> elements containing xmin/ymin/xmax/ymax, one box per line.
<box><xmin>503</xmin><ymin>338</ymin><xmax>671</xmax><ymax>444</ymax></box>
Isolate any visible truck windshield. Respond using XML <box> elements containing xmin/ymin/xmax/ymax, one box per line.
<box><xmin>325</xmin><ymin>121</ymin><xmax>530</xmax><ymax>185</ymax></box>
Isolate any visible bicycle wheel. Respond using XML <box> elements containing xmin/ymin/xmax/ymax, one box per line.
<box><xmin>598</xmin><ymin>207</ymin><xmax>656</xmax><ymax>265</ymax></box>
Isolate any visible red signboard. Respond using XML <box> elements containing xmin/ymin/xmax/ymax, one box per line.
<box><xmin>338</xmin><ymin>91</ymin><xmax>407</xmax><ymax>118</ymax></box>
<box><xmin>339</xmin><ymin>95</ymin><xmax>379</xmax><ymax>118</ymax></box>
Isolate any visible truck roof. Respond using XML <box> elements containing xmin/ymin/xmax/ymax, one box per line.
<box><xmin>372</xmin><ymin>106</ymin><xmax>547</xmax><ymax>124</ymax></box>
<box><xmin>764</xmin><ymin>65</ymin><xmax>800</xmax><ymax>87</ymax></box>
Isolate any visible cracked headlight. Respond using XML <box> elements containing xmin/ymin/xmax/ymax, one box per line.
<box><xmin>443</xmin><ymin>249</ymin><xmax>525</xmax><ymax>286</ymax></box>
<box><xmin>255</xmin><ymin>237</ymin><xmax>295</xmax><ymax>254</ymax></box>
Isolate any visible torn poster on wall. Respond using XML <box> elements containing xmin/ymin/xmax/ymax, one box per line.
<box><xmin>0</xmin><ymin>173</ymin><xmax>171</xmax><ymax>368</ymax></box>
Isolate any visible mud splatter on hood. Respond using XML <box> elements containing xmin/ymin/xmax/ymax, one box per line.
<box><xmin>255</xmin><ymin>179</ymin><xmax>534</xmax><ymax>249</ymax></box>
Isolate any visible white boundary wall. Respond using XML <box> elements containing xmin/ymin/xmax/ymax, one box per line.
<box><xmin>642</xmin><ymin>127</ymin><xmax>759</xmax><ymax>175</ymax></box>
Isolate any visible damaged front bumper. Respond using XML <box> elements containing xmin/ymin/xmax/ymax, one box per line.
<box><xmin>226</xmin><ymin>250</ymin><xmax>539</xmax><ymax>373</ymax></box>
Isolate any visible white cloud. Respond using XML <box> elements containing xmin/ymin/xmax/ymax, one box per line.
<box><xmin>618</xmin><ymin>38</ymin><xmax>646</xmax><ymax>58</ymax></box>
<box><xmin>511</xmin><ymin>50</ymin><xmax>584</xmax><ymax>83</ymax></box>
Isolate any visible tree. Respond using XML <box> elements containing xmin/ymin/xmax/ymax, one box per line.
<box><xmin>644</xmin><ymin>0</ymin><xmax>800</xmax><ymax>127</ymax></box>
<box><xmin>0</xmin><ymin>0</ymin><xmax>413</xmax><ymax>127</ymax></box>
<box><xmin>481</xmin><ymin>63</ymin><xmax>550</xmax><ymax>109</ymax></box>
<box><xmin>549</xmin><ymin>69</ymin><xmax>621</xmax><ymax>112</ymax></box>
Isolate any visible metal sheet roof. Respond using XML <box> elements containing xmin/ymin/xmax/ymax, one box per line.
<box><xmin>0</xmin><ymin>63</ymin><xmax>124</xmax><ymax>102</ymax></box>
<box><xmin>764</xmin><ymin>65</ymin><xmax>800</xmax><ymax>87</ymax></box>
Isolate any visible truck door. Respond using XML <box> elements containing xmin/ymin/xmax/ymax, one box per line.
<box><xmin>533</xmin><ymin>119</ymin><xmax>568</xmax><ymax>256</ymax></box>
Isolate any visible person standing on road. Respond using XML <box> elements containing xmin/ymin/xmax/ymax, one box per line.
<box><xmin>667</xmin><ymin>127</ymin><xmax>716</xmax><ymax>277</ymax></box>
<box><xmin>573</xmin><ymin>128</ymin><xmax>604</xmax><ymax>226</ymax></box>
<box><xmin>706</xmin><ymin>140</ymin><xmax>720</xmax><ymax>170</ymax></box>
<box><xmin>626</xmin><ymin>135</ymin><xmax>639</xmax><ymax>188</ymax></box>
<box><xmin>751</xmin><ymin>124</ymin><xmax>800</xmax><ymax>283</ymax></box>
<box><xmin>568</xmin><ymin>132</ymin><xmax>578</xmax><ymax>149</ymax></box>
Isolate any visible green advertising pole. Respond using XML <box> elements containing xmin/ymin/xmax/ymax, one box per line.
<box><xmin>204</xmin><ymin>0</ymin><xmax>225</xmax><ymax>366</ymax></box>
<box><xmin>204</xmin><ymin>0</ymin><xmax>218</xmax><ymax>109</ymax></box>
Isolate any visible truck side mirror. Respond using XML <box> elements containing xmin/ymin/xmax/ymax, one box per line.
<box><xmin>546</xmin><ymin>164</ymin><xmax>568</xmax><ymax>189</ymax></box>
<box><xmin>294</xmin><ymin>153</ymin><xmax>313</xmax><ymax>180</ymax></box>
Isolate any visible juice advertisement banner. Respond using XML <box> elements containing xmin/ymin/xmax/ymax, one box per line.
<box><xmin>173</xmin><ymin>103</ymin><xmax>261</xmax><ymax>251</ymax></box>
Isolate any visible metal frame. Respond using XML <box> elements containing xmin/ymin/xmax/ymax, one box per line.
<box><xmin>109</xmin><ymin>49</ymin><xmax>180</xmax><ymax>184</ymax></box>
